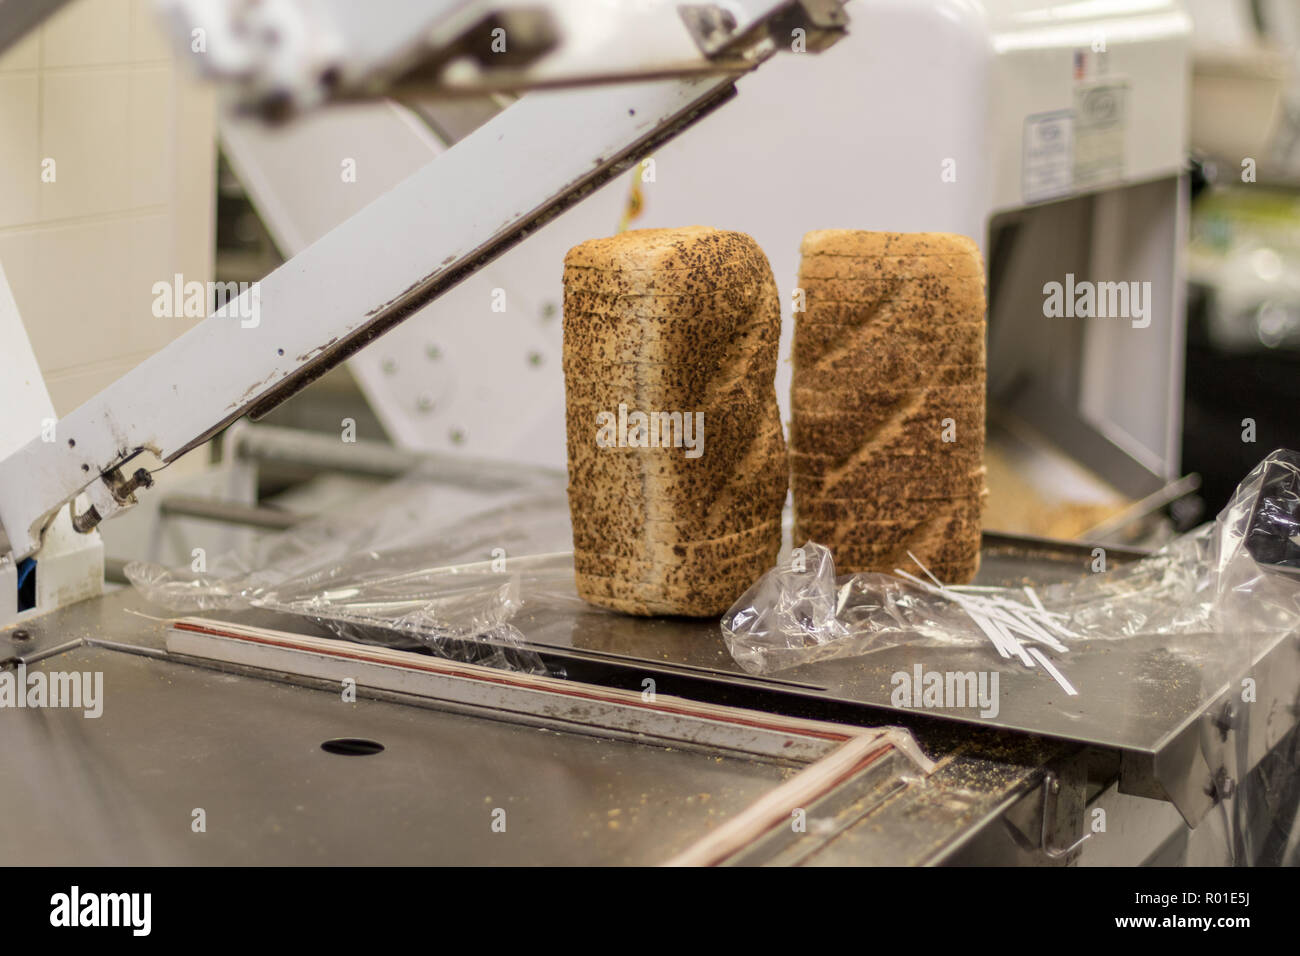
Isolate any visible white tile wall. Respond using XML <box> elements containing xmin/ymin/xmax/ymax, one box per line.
<box><xmin>0</xmin><ymin>26</ymin><xmax>41</xmax><ymax>72</ymax></box>
<box><xmin>0</xmin><ymin>0</ymin><xmax>215</xmax><ymax>417</ymax></box>
<box><xmin>128</xmin><ymin>67</ymin><xmax>174</xmax><ymax>207</ymax></box>
<box><xmin>129</xmin><ymin>0</ymin><xmax>172</xmax><ymax>62</ymax></box>
<box><xmin>0</xmin><ymin>74</ymin><xmax>40</xmax><ymax>227</ymax></box>
<box><xmin>11</xmin><ymin>218</ymin><xmax>133</xmax><ymax>370</ymax></box>
<box><xmin>41</xmin><ymin>0</ymin><xmax>132</xmax><ymax>69</ymax></box>
<box><xmin>40</xmin><ymin>70</ymin><xmax>134</xmax><ymax>220</ymax></box>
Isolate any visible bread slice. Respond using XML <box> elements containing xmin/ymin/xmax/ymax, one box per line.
<box><xmin>796</xmin><ymin>490</ymin><xmax>988</xmax><ymax>524</ymax></box>
<box><xmin>564</xmin><ymin>227</ymin><xmax>787</xmax><ymax>616</ymax></box>
<box><xmin>795</xmin><ymin>494</ymin><xmax>982</xmax><ymax>543</ymax></box>
<box><xmin>799</xmin><ymin>254</ymin><xmax>985</xmax><ymax>282</ymax></box>
<box><xmin>798</xmin><ymin>276</ymin><xmax>985</xmax><ymax>318</ymax></box>
<box><xmin>568</xmin><ymin>226</ymin><xmax>770</xmax><ymax>270</ymax></box>
<box><xmin>564</xmin><ymin>315</ymin><xmax>779</xmax><ymax>368</ymax></box>
<box><xmin>574</xmin><ymin>563</ymin><xmax>777</xmax><ymax>617</ymax></box>
<box><xmin>792</xmin><ymin>466</ymin><xmax>985</xmax><ymax>502</ymax></box>
<box><xmin>801</xmin><ymin>230</ymin><xmax>981</xmax><ymax>259</ymax></box>
<box><xmin>794</xmin><ymin>318</ymin><xmax>984</xmax><ymax>356</ymax></box>
<box><xmin>574</xmin><ymin>538</ymin><xmax>780</xmax><ymax>587</ymax></box>
<box><xmin>790</xmin><ymin>406</ymin><xmax>985</xmax><ymax>459</ymax></box>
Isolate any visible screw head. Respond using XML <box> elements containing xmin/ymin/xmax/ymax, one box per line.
<box><xmin>12</xmin><ymin>629</ymin><xmax>30</xmax><ymax>641</ymax></box>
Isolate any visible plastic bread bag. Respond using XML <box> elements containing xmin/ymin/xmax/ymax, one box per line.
<box><xmin>126</xmin><ymin>465</ymin><xmax>585</xmax><ymax>673</ymax></box>
<box><xmin>723</xmin><ymin>450</ymin><xmax>1300</xmax><ymax>864</ymax></box>
<box><xmin>722</xmin><ymin>449</ymin><xmax>1300</xmax><ymax>676</ymax></box>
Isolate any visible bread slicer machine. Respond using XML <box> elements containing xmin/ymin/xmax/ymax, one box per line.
<box><xmin>1</xmin><ymin>0</ymin><xmax>1297</xmax><ymax>866</ymax></box>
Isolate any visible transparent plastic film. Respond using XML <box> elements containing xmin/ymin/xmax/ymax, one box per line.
<box><xmin>126</xmin><ymin>466</ymin><xmax>586</xmax><ymax>673</ymax></box>
<box><xmin>723</xmin><ymin>449</ymin><xmax>1300</xmax><ymax>675</ymax></box>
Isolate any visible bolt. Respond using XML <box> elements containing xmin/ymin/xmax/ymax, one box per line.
<box><xmin>12</xmin><ymin>629</ymin><xmax>30</xmax><ymax>641</ymax></box>
<box><xmin>1213</xmin><ymin>701</ymin><xmax>1236</xmax><ymax>739</ymax></box>
<box><xmin>1216</xmin><ymin>770</ymin><xmax>1236</xmax><ymax>801</ymax></box>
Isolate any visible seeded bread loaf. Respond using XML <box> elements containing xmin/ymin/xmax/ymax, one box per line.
<box><xmin>791</xmin><ymin>230</ymin><xmax>987</xmax><ymax>583</ymax></box>
<box><xmin>563</xmin><ymin>226</ymin><xmax>787</xmax><ymax>616</ymax></box>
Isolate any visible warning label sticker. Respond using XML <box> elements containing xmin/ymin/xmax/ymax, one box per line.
<box><xmin>1023</xmin><ymin>110</ymin><xmax>1074</xmax><ymax>204</ymax></box>
<box><xmin>1072</xmin><ymin>79</ymin><xmax>1128</xmax><ymax>189</ymax></box>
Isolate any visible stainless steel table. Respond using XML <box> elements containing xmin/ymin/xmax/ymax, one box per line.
<box><xmin>2</xmin><ymin>533</ymin><xmax>1294</xmax><ymax>865</ymax></box>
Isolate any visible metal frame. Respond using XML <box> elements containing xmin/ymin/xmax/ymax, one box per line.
<box><xmin>156</xmin><ymin>0</ymin><xmax>845</xmax><ymax>118</ymax></box>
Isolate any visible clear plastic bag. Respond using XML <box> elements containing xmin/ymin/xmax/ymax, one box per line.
<box><xmin>722</xmin><ymin>448</ymin><xmax>1300</xmax><ymax>676</ymax></box>
<box><xmin>126</xmin><ymin>467</ymin><xmax>586</xmax><ymax>673</ymax></box>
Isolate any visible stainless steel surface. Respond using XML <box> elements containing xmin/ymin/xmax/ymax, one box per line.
<box><xmin>750</xmin><ymin>629</ymin><xmax>1293</xmax><ymax>829</ymax></box>
<box><xmin>1</xmin><ymin>587</ymin><xmax>1079</xmax><ymax>865</ymax></box>
<box><xmin>2</xmin><ymin>645</ymin><xmax>795</xmax><ymax>865</ymax></box>
<box><xmin>8</xmin><ymin>532</ymin><xmax>1292</xmax><ymax>862</ymax></box>
<box><xmin>498</xmin><ymin>533</ymin><xmax>1135</xmax><ymax>672</ymax></box>
<box><xmin>986</xmin><ymin>176</ymin><xmax>1189</xmax><ymax>500</ymax></box>
<box><xmin>164</xmin><ymin>619</ymin><xmax>856</xmax><ymax>765</ymax></box>
<box><xmin>439</xmin><ymin>534</ymin><xmax>1296</xmax><ymax>829</ymax></box>
<box><xmin>734</xmin><ymin>735</ymin><xmax>1088</xmax><ymax>867</ymax></box>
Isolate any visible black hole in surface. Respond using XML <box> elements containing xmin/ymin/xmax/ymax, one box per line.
<box><xmin>321</xmin><ymin>738</ymin><xmax>384</xmax><ymax>756</ymax></box>
<box><xmin>276</xmin><ymin>348</ymin><xmax>284</xmax><ymax>356</ymax></box>
<box><xmin>67</xmin><ymin>439</ymin><xmax>75</xmax><ymax>448</ymax></box>
<box><xmin>81</xmin><ymin>464</ymin><xmax>89</xmax><ymax>472</ymax></box>
<box><xmin>16</xmin><ymin>560</ymin><xmax>35</xmax><ymax>614</ymax></box>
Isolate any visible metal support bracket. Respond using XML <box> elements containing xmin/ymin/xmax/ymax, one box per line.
<box><xmin>1040</xmin><ymin>771</ymin><xmax>1090</xmax><ymax>860</ymax></box>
